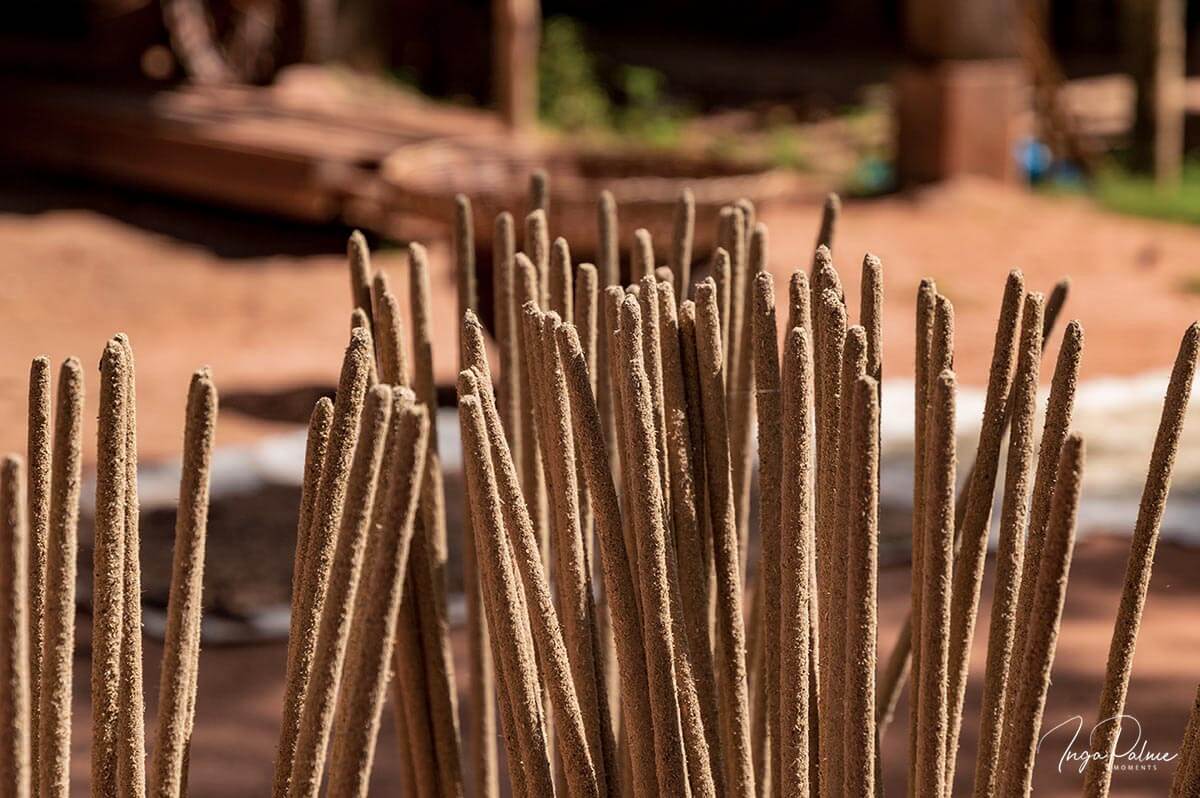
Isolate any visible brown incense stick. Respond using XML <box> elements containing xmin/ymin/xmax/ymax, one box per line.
<box><xmin>515</xmin><ymin>253</ymin><xmax>549</xmax><ymax>564</ymax></box>
<box><xmin>150</xmin><ymin>369</ymin><xmax>217</xmax><ymax>798</ymax></box>
<box><xmin>348</xmin><ymin>230</ymin><xmax>374</xmax><ymax>327</ymax></box>
<box><xmin>971</xmin><ymin>292</ymin><xmax>1044</xmax><ymax>798</ymax></box>
<box><xmin>636</xmin><ymin>276</ymin><xmax>671</xmax><ymax>511</ymax></box>
<box><xmin>672</xmin><ymin>188</ymin><xmax>695</xmax><ymax>301</ymax></box>
<box><xmin>814</xmin><ymin>193</ymin><xmax>840</xmax><ymax>255</ymax></box>
<box><xmin>114</xmin><ymin>333</ymin><xmax>146</xmax><ymax>798</ymax></box>
<box><xmin>603</xmin><ymin>287</ymin><xmax>640</xmax><ymax>609</ymax></box>
<box><xmin>844</xmin><ymin>374</ymin><xmax>880</xmax><ymax>798</ymax></box>
<box><xmin>713</xmin><ymin>227</ymin><xmax>733</xmax><ymax>360</ymax></box>
<box><xmin>861</xmin><ymin>255</ymin><xmax>883</xmax><ymax>383</ymax></box>
<box><xmin>1170</xmin><ymin>684</ymin><xmax>1200</xmax><ymax>798</ymax></box>
<box><xmin>695</xmin><ymin>279</ymin><xmax>756</xmax><ymax>798</ymax></box>
<box><xmin>26</xmin><ymin>356</ymin><xmax>50</xmax><ymax>790</ymax></box>
<box><xmin>530</xmin><ymin>169</ymin><xmax>549</xmax><ymax>214</ymax></box>
<box><xmin>272</xmin><ymin>328</ymin><xmax>371</xmax><ymax>798</ymax></box>
<box><xmin>1082</xmin><ymin>322</ymin><xmax>1200</xmax><ymax>798</ymax></box>
<box><xmin>550</xmin><ymin>237</ymin><xmax>574</xmax><ymax>322</ymax></box>
<box><xmin>997</xmin><ymin>434</ymin><xmax>1085</xmax><ymax>798</ymax></box>
<box><xmin>616</xmin><ymin>295</ymin><xmax>694</xmax><ymax>797</ymax></box>
<box><xmin>915</xmin><ymin>369</ymin><xmax>957</xmax><ymax>798</ymax></box>
<box><xmin>456</xmin><ymin>194</ymin><xmax>477</xmax><ymax>323</ymax></box>
<box><xmin>0</xmin><ymin>455</ymin><xmax>29</xmax><ymax>798</ymax></box>
<box><xmin>351</xmin><ymin>308</ymin><xmax>379</xmax><ymax>386</ymax></box>
<box><xmin>526</xmin><ymin>209</ymin><xmax>550</xmax><ymax>307</ymax></box>
<box><xmin>494</xmin><ymin>212</ymin><xmax>520</xmax><ymax>449</ymax></box>
<box><xmin>92</xmin><ymin>340</ymin><xmax>129</xmax><ymax>797</ymax></box>
<box><xmin>944</xmin><ymin>271</ymin><xmax>1024</xmax><ymax>790</ymax></box>
<box><xmin>788</xmin><ymin>271</ymin><xmax>812</xmax><ymax>338</ymax></box>
<box><xmin>289</xmin><ymin>386</ymin><xmax>392</xmax><ymax>798</ymax></box>
<box><xmin>632</xmin><ymin>228</ymin><xmax>655</xmax><ymax>282</ymax></box>
<box><xmin>1006</xmin><ymin>320</ymin><xmax>1084</xmax><ymax>731</ymax></box>
<box><xmin>779</xmin><ymin>326</ymin><xmax>814</xmax><ymax>798</ymax></box>
<box><xmin>595</xmin><ymin>193</ymin><xmax>619</xmax><ymax>516</ymax></box>
<box><xmin>751</xmin><ymin>271</ymin><xmax>785</xmax><ymax>797</ymax></box>
<box><xmin>327</xmin><ymin>395</ymin><xmax>429</xmax><ymax>798</ymax></box>
<box><xmin>38</xmin><ymin>358</ymin><xmax>82</xmax><ymax>798</ymax></box>
<box><xmin>574</xmin><ymin>264</ymin><xmax>599</xmax><ymax>562</ymax></box>
<box><xmin>730</xmin><ymin>222</ymin><xmax>764</xmax><ymax>579</ymax></box>
<box><xmin>459</xmin><ymin>395</ymin><xmax>555</xmax><ymax>796</ymax></box>
<box><xmin>371</xmin><ymin>271</ymin><xmax>409</xmax><ymax>387</ymax></box>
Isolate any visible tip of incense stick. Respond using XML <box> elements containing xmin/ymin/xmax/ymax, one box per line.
<box><xmin>825</xmin><ymin>192</ymin><xmax>841</xmax><ymax>213</ymax></box>
<box><xmin>457</xmin><ymin>368</ymin><xmax>479</xmax><ymax>398</ymax></box>
<box><xmin>99</xmin><ymin>338</ymin><xmax>126</xmax><ymax>372</ymax></box>
<box><xmin>1183</xmin><ymin>321</ymin><xmax>1200</xmax><ymax>353</ymax></box>
<box><xmin>679</xmin><ymin>187</ymin><xmax>694</xmax><ymax>205</ymax></box>
<box><xmin>753</xmin><ymin>271</ymin><xmax>774</xmax><ymax>316</ymax></box>
<box><xmin>599</xmin><ymin>189</ymin><xmax>615</xmax><ymax>209</ymax></box>
<box><xmin>1062</xmin><ymin>319</ymin><xmax>1084</xmax><ymax>354</ymax></box>
<box><xmin>463</xmin><ymin>308</ymin><xmax>482</xmax><ymax>333</ymax></box>
<box><xmin>1</xmin><ymin>452</ymin><xmax>21</xmax><ymax>480</ymax></box>
<box><xmin>455</xmin><ymin>193</ymin><xmax>471</xmax><ymax>213</ymax></box>
<box><xmin>526</xmin><ymin>208</ymin><xmax>546</xmax><ymax>226</ymax></box>
<box><xmin>696</xmin><ymin>277</ymin><xmax>716</xmax><ymax>304</ymax></box>
<box><xmin>348</xmin><ymin>229</ymin><xmax>369</xmax><ymax>258</ymax></box>
<box><xmin>32</xmin><ymin>354</ymin><xmax>50</xmax><ymax>372</ymax></box>
<box><xmin>813</xmin><ymin>245</ymin><xmax>832</xmax><ymax>270</ymax></box>
<box><xmin>556</xmin><ymin>322</ymin><xmax>583</xmax><ymax>359</ymax></box>
<box><xmin>371</xmin><ymin>269</ymin><xmax>390</xmax><ymax>294</ymax></box>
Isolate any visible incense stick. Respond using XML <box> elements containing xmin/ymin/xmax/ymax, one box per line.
<box><xmin>530</xmin><ymin>169</ymin><xmax>549</xmax><ymax>215</ymax></box>
<box><xmin>997</xmin><ymin>434</ymin><xmax>1085</xmax><ymax>798</ymax></box>
<box><xmin>351</xmin><ymin>308</ymin><xmax>379</xmax><ymax>386</ymax></box>
<box><xmin>1170</xmin><ymin>684</ymin><xmax>1200</xmax><ymax>797</ymax></box>
<box><xmin>672</xmin><ymin>188</ymin><xmax>695</xmax><ymax>301</ymax></box>
<box><xmin>456</xmin><ymin>194</ymin><xmax>477</xmax><ymax>324</ymax></box>
<box><xmin>0</xmin><ymin>455</ymin><xmax>29</xmax><ymax>798</ymax></box>
<box><xmin>1082</xmin><ymin>322</ymin><xmax>1200</xmax><ymax>798</ymax></box>
<box><xmin>150</xmin><ymin>369</ymin><xmax>217</xmax><ymax>798</ymax></box>
<box><xmin>526</xmin><ymin>210</ymin><xmax>550</xmax><ymax>307</ymax></box>
<box><xmin>550</xmin><ymin>237</ymin><xmax>574</xmax><ymax>322</ymax></box>
<box><xmin>348</xmin><ymin>230</ymin><xmax>374</xmax><ymax>327</ymax></box>
<box><xmin>814</xmin><ymin>193</ymin><xmax>840</xmax><ymax>255</ymax></box>
<box><xmin>38</xmin><ymin>358</ymin><xmax>82</xmax><ymax>798</ymax></box>
<box><xmin>26</xmin><ymin>356</ymin><xmax>50</xmax><ymax>791</ymax></box>
<box><xmin>371</xmin><ymin>271</ymin><xmax>409</xmax><ymax>387</ymax></box>
<box><xmin>972</xmin><ymin>292</ymin><xmax>1043</xmax><ymax>798</ymax></box>
<box><xmin>515</xmin><ymin>253</ymin><xmax>548</xmax><ymax>564</ymax></box>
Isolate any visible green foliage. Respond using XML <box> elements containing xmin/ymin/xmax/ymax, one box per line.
<box><xmin>1093</xmin><ymin>161</ymin><xmax>1200</xmax><ymax>225</ymax></box>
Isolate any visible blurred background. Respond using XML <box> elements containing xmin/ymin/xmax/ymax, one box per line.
<box><xmin>2</xmin><ymin>0</ymin><xmax>1200</xmax><ymax>795</ymax></box>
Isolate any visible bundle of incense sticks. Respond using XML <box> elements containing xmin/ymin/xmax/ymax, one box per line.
<box><xmin>2</xmin><ymin>178</ymin><xmax>1199</xmax><ymax>798</ymax></box>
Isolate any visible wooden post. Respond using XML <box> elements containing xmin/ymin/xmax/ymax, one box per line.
<box><xmin>493</xmin><ymin>0</ymin><xmax>540</xmax><ymax>132</ymax></box>
<box><xmin>1155</xmin><ymin>0</ymin><xmax>1186</xmax><ymax>188</ymax></box>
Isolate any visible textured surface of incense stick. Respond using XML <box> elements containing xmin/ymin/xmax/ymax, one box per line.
<box><xmin>530</xmin><ymin>169</ymin><xmax>549</xmax><ymax>214</ymax></box>
<box><xmin>289</xmin><ymin>387</ymin><xmax>392</xmax><ymax>798</ymax></box>
<box><xmin>39</xmin><ymin>359</ymin><xmax>82</xmax><ymax>798</ymax></box>
<box><xmin>558</xmin><ymin>324</ymin><xmax>660</xmax><ymax>798</ymax></box>
<box><xmin>350</xmin><ymin>308</ymin><xmax>379</xmax><ymax>386</ymax></box>
<box><xmin>631</xmin><ymin>228</ymin><xmax>654</xmax><ymax>282</ymax></box>
<box><xmin>526</xmin><ymin>209</ymin><xmax>550</xmax><ymax>306</ymax></box>
<box><xmin>943</xmin><ymin>272</ymin><xmax>1024</xmax><ymax>790</ymax></box>
<box><xmin>514</xmin><ymin>253</ymin><xmax>548</xmax><ymax>565</ymax></box>
<box><xmin>371</xmin><ymin>271</ymin><xmax>409</xmax><ymax>387</ymax></box>
<box><xmin>456</xmin><ymin>194</ymin><xmax>477</xmax><ymax>324</ymax></box>
<box><xmin>725</xmin><ymin>212</ymin><xmax>754</xmax><ymax>563</ymax></box>
<box><xmin>150</xmin><ymin>370</ymin><xmax>217</xmax><ymax>798</ymax></box>
<box><xmin>26</xmin><ymin>356</ymin><xmax>50</xmax><ymax>789</ymax></box>
<box><xmin>1171</xmin><ymin>684</ymin><xmax>1200</xmax><ymax>797</ymax></box>
<box><xmin>1006</xmin><ymin>320</ymin><xmax>1083</xmax><ymax>732</ymax></box>
<box><xmin>460</xmin><ymin>314</ymin><xmax>498</xmax><ymax>798</ymax></box>
<box><xmin>779</xmin><ymin>327</ymin><xmax>814</xmax><ymax>798</ymax></box>
<box><xmin>494</xmin><ymin>212</ymin><xmax>520</xmax><ymax>447</ymax></box>
<box><xmin>844</xmin><ymin>375</ymin><xmax>880</xmax><ymax>798</ymax></box>
<box><xmin>533</xmin><ymin>311</ymin><xmax>613</xmax><ymax>797</ymax></box>
<box><xmin>971</xmin><ymin>293</ymin><xmax>1043</xmax><ymax>798</ymax></box>
<box><xmin>115</xmin><ymin>333</ymin><xmax>147</xmax><ymax>798</ymax></box>
<box><xmin>550</xmin><ymin>237</ymin><xmax>574</xmax><ymax>322</ymax></box>
<box><xmin>1082</xmin><ymin>322</ymin><xmax>1199</xmax><ymax>798</ymax></box>
<box><xmin>752</xmin><ymin>272</ymin><xmax>784</xmax><ymax>796</ymax></box>
<box><xmin>348</xmin><ymin>230</ymin><xmax>374</xmax><ymax>328</ymax></box>
<box><xmin>602</xmin><ymin>287</ymin><xmax>641</xmax><ymax>614</ymax></box>
<box><xmin>92</xmin><ymin>341</ymin><xmax>129</xmax><ymax>798</ymax></box>
<box><xmin>695</xmin><ymin>280</ymin><xmax>755</xmax><ymax>798</ymax></box>
<box><xmin>272</xmin><ymin>329</ymin><xmax>370</xmax><ymax>798</ymax></box>
<box><xmin>997</xmin><ymin>434</ymin><xmax>1085</xmax><ymax>798</ymax></box>
<box><xmin>574</xmin><ymin>265</ymin><xmax>598</xmax><ymax>559</ymax></box>
<box><xmin>861</xmin><ymin>256</ymin><xmax>883</xmax><ymax>383</ymax></box>
<box><xmin>0</xmin><ymin>456</ymin><xmax>29</xmax><ymax>798</ymax></box>
<box><xmin>459</xmin><ymin>395</ymin><xmax>555</xmax><ymax>796</ymax></box>
<box><xmin>595</xmin><ymin>193</ymin><xmax>619</xmax><ymax>514</ymax></box>
<box><xmin>672</xmin><ymin>188</ymin><xmax>695</xmax><ymax>300</ymax></box>
<box><xmin>616</xmin><ymin>295</ymin><xmax>694</xmax><ymax>797</ymax></box>
<box><xmin>408</xmin><ymin>242</ymin><xmax>463</xmax><ymax>798</ymax></box>
<box><xmin>814</xmin><ymin>193</ymin><xmax>840</xmax><ymax>254</ymax></box>
<box><xmin>916</xmin><ymin>369</ymin><xmax>956</xmax><ymax>798</ymax></box>
<box><xmin>713</xmin><ymin>240</ymin><xmax>732</xmax><ymax>360</ymax></box>
<box><xmin>636</xmin><ymin>277</ymin><xmax>671</xmax><ymax>510</ymax></box>
<box><xmin>461</xmin><ymin>358</ymin><xmax>601</xmax><ymax>798</ymax></box>
<box><xmin>327</xmin><ymin>396</ymin><xmax>428</xmax><ymax>798</ymax></box>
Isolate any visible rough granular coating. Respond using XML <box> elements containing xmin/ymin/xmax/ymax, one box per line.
<box><xmin>729</xmin><ymin>222</ymin><xmax>765</xmax><ymax>581</ymax></box>
<box><xmin>712</xmin><ymin>243</ymin><xmax>732</xmax><ymax>362</ymax></box>
<box><xmin>632</xmin><ymin>228</ymin><xmax>654</xmax><ymax>282</ymax></box>
<box><xmin>1082</xmin><ymin>322</ymin><xmax>1199</xmax><ymax>798</ymax></box>
<box><xmin>787</xmin><ymin>270</ymin><xmax>811</xmax><ymax>338</ymax></box>
<box><xmin>529</xmin><ymin>169</ymin><xmax>549</xmax><ymax>215</ymax></box>
<box><xmin>38</xmin><ymin>358</ymin><xmax>83</xmax><ymax>798</ymax></box>
<box><xmin>549</xmin><ymin>237</ymin><xmax>574</xmax><ymax>323</ymax></box>
<box><xmin>637</xmin><ymin>277</ymin><xmax>671</xmax><ymax>513</ymax></box>
<box><xmin>944</xmin><ymin>271</ymin><xmax>1024</xmax><ymax>791</ymax></box>
<box><xmin>514</xmin><ymin>254</ymin><xmax>548</xmax><ymax>567</ymax></box>
<box><xmin>695</xmin><ymin>280</ymin><xmax>755</xmax><ymax>798</ymax></box>
<box><xmin>150</xmin><ymin>370</ymin><xmax>217</xmax><ymax>798</ymax></box>
<box><xmin>672</xmin><ymin>189</ymin><xmax>695</xmax><ymax>301</ymax></box>
<box><xmin>370</xmin><ymin>271</ymin><xmax>409</xmax><ymax>387</ymax></box>
<box><xmin>860</xmin><ymin>255</ymin><xmax>883</xmax><ymax>384</ymax></box>
<box><xmin>972</xmin><ymin>292</ymin><xmax>1043</xmax><ymax>798</ymax></box>
<box><xmin>0</xmin><ymin>455</ymin><xmax>30</xmax><ymax>798</ymax></box>
<box><xmin>997</xmin><ymin>434</ymin><xmax>1085</xmax><ymax>798</ymax></box>
<box><xmin>347</xmin><ymin>230</ymin><xmax>374</xmax><ymax>328</ymax></box>
<box><xmin>26</xmin><ymin>355</ymin><xmax>50</xmax><ymax>790</ymax></box>
<box><xmin>525</xmin><ymin>209</ymin><xmax>550</xmax><ymax>307</ymax></box>
<box><xmin>350</xmin><ymin>308</ymin><xmax>379</xmax><ymax>386</ymax></box>
<box><xmin>455</xmin><ymin>194</ymin><xmax>477</xmax><ymax>325</ymax></box>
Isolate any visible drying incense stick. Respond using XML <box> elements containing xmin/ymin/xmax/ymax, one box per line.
<box><xmin>550</xmin><ymin>237</ymin><xmax>574</xmax><ymax>322</ymax></box>
<box><xmin>997</xmin><ymin>434</ymin><xmax>1085</xmax><ymax>798</ymax></box>
<box><xmin>494</xmin><ymin>212</ymin><xmax>520</xmax><ymax>446</ymax></box>
<box><xmin>371</xmin><ymin>271</ymin><xmax>409</xmax><ymax>386</ymax></box>
<box><xmin>1006</xmin><ymin>320</ymin><xmax>1083</xmax><ymax>731</ymax></box>
<box><xmin>515</xmin><ymin>253</ymin><xmax>549</xmax><ymax>564</ymax></box>
<box><xmin>1171</xmin><ymin>685</ymin><xmax>1200</xmax><ymax>798</ymax></box>
<box><xmin>751</xmin><ymin>271</ymin><xmax>784</xmax><ymax>796</ymax></box>
<box><xmin>289</xmin><ymin>386</ymin><xmax>392</xmax><ymax>798</ymax></box>
<box><xmin>38</xmin><ymin>358</ymin><xmax>82</xmax><ymax>798</ymax></box>
<box><xmin>272</xmin><ymin>328</ymin><xmax>371</xmax><ymax>798</ymax></box>
<box><xmin>530</xmin><ymin>169</ymin><xmax>549</xmax><ymax>214</ymax></box>
<box><xmin>114</xmin><ymin>333</ymin><xmax>146</xmax><ymax>798</ymax></box>
<box><xmin>730</xmin><ymin>222</ymin><xmax>765</xmax><ymax>577</ymax></box>
<box><xmin>971</xmin><ymin>292</ymin><xmax>1043</xmax><ymax>798</ymax></box>
<box><xmin>92</xmin><ymin>340</ymin><xmax>129</xmax><ymax>797</ymax></box>
<box><xmin>779</xmin><ymin>326</ymin><xmax>814</xmax><ymax>798</ymax></box>
<box><xmin>407</xmin><ymin>242</ymin><xmax>463</xmax><ymax>798</ymax></box>
<box><xmin>695</xmin><ymin>279</ymin><xmax>755</xmax><ymax>798</ymax></box>
<box><xmin>861</xmin><ymin>255</ymin><xmax>882</xmax><ymax>383</ymax></box>
<box><xmin>636</xmin><ymin>276</ymin><xmax>671</xmax><ymax>509</ymax></box>
<box><xmin>348</xmin><ymin>230</ymin><xmax>374</xmax><ymax>327</ymax></box>
<box><xmin>456</xmin><ymin>194</ymin><xmax>477</xmax><ymax>323</ymax></box>
<box><xmin>943</xmin><ymin>271</ymin><xmax>1024</xmax><ymax>790</ymax></box>
<box><xmin>844</xmin><ymin>374</ymin><xmax>880</xmax><ymax>798</ymax></box>
<box><xmin>595</xmin><ymin>193</ymin><xmax>619</xmax><ymax>510</ymax></box>
<box><xmin>814</xmin><ymin>193</ymin><xmax>840</xmax><ymax>255</ymax></box>
<box><xmin>526</xmin><ymin>209</ymin><xmax>550</xmax><ymax>306</ymax></box>
<box><xmin>149</xmin><ymin>369</ymin><xmax>217</xmax><ymax>798</ymax></box>
<box><xmin>722</xmin><ymin>206</ymin><xmax>748</xmax><ymax>452</ymax></box>
<box><xmin>574</xmin><ymin>264</ymin><xmax>599</xmax><ymax>557</ymax></box>
<box><xmin>327</xmin><ymin>395</ymin><xmax>428</xmax><ymax>798</ymax></box>
<box><xmin>711</xmin><ymin>242</ymin><xmax>732</xmax><ymax>363</ymax></box>
<box><xmin>26</xmin><ymin>356</ymin><xmax>50</xmax><ymax>789</ymax></box>
<box><xmin>788</xmin><ymin>271</ymin><xmax>812</xmax><ymax>337</ymax></box>
<box><xmin>0</xmin><ymin>455</ymin><xmax>29</xmax><ymax>798</ymax></box>
<box><xmin>633</xmin><ymin>228</ymin><xmax>654</xmax><ymax>281</ymax></box>
<box><xmin>1082</xmin><ymin>322</ymin><xmax>1200</xmax><ymax>798</ymax></box>
<box><xmin>351</xmin><ymin>308</ymin><xmax>379</xmax><ymax>386</ymax></box>
<box><xmin>616</xmin><ymin>295</ymin><xmax>694</xmax><ymax>797</ymax></box>
<box><xmin>460</xmin><ymin>354</ymin><xmax>602</xmax><ymax>798</ymax></box>
<box><xmin>603</xmin><ymin>287</ymin><xmax>641</xmax><ymax>610</ymax></box>
<box><xmin>672</xmin><ymin>188</ymin><xmax>695</xmax><ymax>301</ymax></box>
<box><xmin>459</xmin><ymin>394</ymin><xmax>555</xmax><ymax>796</ymax></box>
<box><xmin>736</xmin><ymin>199</ymin><xmax>755</xmax><ymax>250</ymax></box>
<box><xmin>915</xmin><ymin>369</ymin><xmax>957</xmax><ymax>798</ymax></box>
